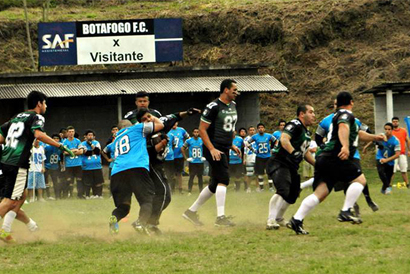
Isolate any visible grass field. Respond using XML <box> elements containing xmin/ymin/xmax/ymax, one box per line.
<box><xmin>1</xmin><ymin>169</ymin><xmax>410</xmax><ymax>273</ymax></box>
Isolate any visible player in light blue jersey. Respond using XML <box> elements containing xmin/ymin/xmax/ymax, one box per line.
<box><xmin>164</xmin><ymin>132</ymin><xmax>176</xmax><ymax>192</ymax></box>
<box><xmin>62</xmin><ymin>126</ymin><xmax>84</xmax><ymax>199</ymax></box>
<box><xmin>44</xmin><ymin>134</ymin><xmax>63</xmax><ymax>199</ymax></box>
<box><xmin>244</xmin><ymin>126</ymin><xmax>257</xmax><ymax>192</ymax></box>
<box><xmin>314</xmin><ymin>99</ymin><xmax>379</xmax><ymax>215</ymax></box>
<box><xmin>169</xmin><ymin>123</ymin><xmax>190</xmax><ymax>194</ymax></box>
<box><xmin>79</xmin><ymin>130</ymin><xmax>104</xmax><ymax>199</ymax></box>
<box><xmin>246</xmin><ymin>123</ymin><xmax>276</xmax><ymax>191</ymax></box>
<box><xmin>182</xmin><ymin>128</ymin><xmax>205</xmax><ymax>195</ymax></box>
<box><xmin>272</xmin><ymin>119</ymin><xmax>286</xmax><ymax>146</ymax></box>
<box><xmin>102</xmin><ymin>141</ymin><xmax>115</xmax><ymax>179</ymax></box>
<box><xmin>229</xmin><ymin>130</ymin><xmax>245</xmax><ymax>191</ymax></box>
<box><xmin>109</xmin><ymin>109</ymin><xmax>164</xmax><ymax>235</ymax></box>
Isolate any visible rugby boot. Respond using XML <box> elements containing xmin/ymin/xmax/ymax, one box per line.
<box><xmin>338</xmin><ymin>209</ymin><xmax>362</xmax><ymax>224</ymax></box>
<box><xmin>215</xmin><ymin>215</ymin><xmax>236</xmax><ymax>227</ymax></box>
<box><xmin>182</xmin><ymin>209</ymin><xmax>204</xmax><ymax>226</ymax></box>
<box><xmin>287</xmin><ymin>217</ymin><xmax>309</xmax><ymax>235</ymax></box>
<box><xmin>109</xmin><ymin>215</ymin><xmax>119</xmax><ymax>235</ymax></box>
<box><xmin>0</xmin><ymin>229</ymin><xmax>16</xmax><ymax>244</ymax></box>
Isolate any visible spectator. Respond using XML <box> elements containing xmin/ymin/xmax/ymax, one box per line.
<box><xmin>391</xmin><ymin>117</ymin><xmax>410</xmax><ymax>188</ymax></box>
<box><xmin>44</xmin><ymin>134</ymin><xmax>63</xmax><ymax>199</ymax></box>
<box><xmin>168</xmin><ymin>122</ymin><xmax>189</xmax><ymax>194</ymax></box>
<box><xmin>62</xmin><ymin>126</ymin><xmax>83</xmax><ymax>198</ymax></box>
<box><xmin>27</xmin><ymin>139</ymin><xmax>46</xmax><ymax>202</ymax></box>
<box><xmin>182</xmin><ymin>128</ymin><xmax>205</xmax><ymax>195</ymax></box>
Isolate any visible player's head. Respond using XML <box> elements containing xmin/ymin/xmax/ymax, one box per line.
<box><xmin>33</xmin><ymin>138</ymin><xmax>40</xmax><ymax>148</ymax></box>
<box><xmin>136</xmin><ymin>108</ymin><xmax>153</xmax><ymax>123</ymax></box>
<box><xmin>59</xmin><ymin>127</ymin><xmax>67</xmax><ymax>139</ymax></box>
<box><xmin>248</xmin><ymin>126</ymin><xmax>256</xmax><ymax>136</ymax></box>
<box><xmin>257</xmin><ymin>123</ymin><xmax>265</xmax><ymax>134</ymax></box>
<box><xmin>27</xmin><ymin>90</ymin><xmax>48</xmax><ymax>114</ymax></box>
<box><xmin>111</xmin><ymin>125</ymin><xmax>119</xmax><ymax>135</ymax></box>
<box><xmin>66</xmin><ymin>126</ymin><xmax>75</xmax><ymax>139</ymax></box>
<box><xmin>84</xmin><ymin>129</ymin><xmax>95</xmax><ymax>141</ymax></box>
<box><xmin>172</xmin><ymin>122</ymin><xmax>178</xmax><ymax>129</ymax></box>
<box><xmin>297</xmin><ymin>104</ymin><xmax>315</xmax><ymax>126</ymax></box>
<box><xmin>278</xmin><ymin>120</ymin><xmax>286</xmax><ymax>131</ymax></box>
<box><xmin>135</xmin><ymin>91</ymin><xmax>150</xmax><ymax>109</ymax></box>
<box><xmin>118</xmin><ymin>120</ymin><xmax>132</xmax><ymax>130</ymax></box>
<box><xmin>220</xmin><ymin>79</ymin><xmax>239</xmax><ymax>101</ymax></box>
<box><xmin>51</xmin><ymin>134</ymin><xmax>61</xmax><ymax>142</ymax></box>
<box><xmin>238</xmin><ymin>127</ymin><xmax>247</xmax><ymax>137</ymax></box>
<box><xmin>192</xmin><ymin>128</ymin><xmax>200</xmax><ymax>138</ymax></box>
<box><xmin>336</xmin><ymin>91</ymin><xmax>353</xmax><ymax>108</ymax></box>
<box><xmin>384</xmin><ymin>122</ymin><xmax>394</xmax><ymax>137</ymax></box>
<box><xmin>392</xmin><ymin>117</ymin><xmax>399</xmax><ymax>128</ymax></box>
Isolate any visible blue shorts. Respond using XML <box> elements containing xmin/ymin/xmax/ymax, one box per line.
<box><xmin>28</xmin><ymin>172</ymin><xmax>46</xmax><ymax>189</ymax></box>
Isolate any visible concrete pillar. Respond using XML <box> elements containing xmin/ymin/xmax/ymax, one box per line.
<box><xmin>117</xmin><ymin>97</ymin><xmax>122</xmax><ymax>122</ymax></box>
<box><xmin>386</xmin><ymin>89</ymin><xmax>393</xmax><ymax>122</ymax></box>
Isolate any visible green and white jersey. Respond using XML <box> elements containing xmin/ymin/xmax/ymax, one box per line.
<box><xmin>0</xmin><ymin>111</ymin><xmax>45</xmax><ymax>169</ymax></box>
<box><xmin>201</xmin><ymin>99</ymin><xmax>238</xmax><ymax>150</ymax></box>
<box><xmin>272</xmin><ymin>118</ymin><xmax>311</xmax><ymax>170</ymax></box>
<box><xmin>322</xmin><ymin>109</ymin><xmax>358</xmax><ymax>158</ymax></box>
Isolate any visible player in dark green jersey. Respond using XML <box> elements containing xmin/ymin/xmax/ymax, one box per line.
<box><xmin>288</xmin><ymin>92</ymin><xmax>384</xmax><ymax>235</ymax></box>
<box><xmin>0</xmin><ymin>90</ymin><xmax>73</xmax><ymax>243</ymax></box>
<box><xmin>183</xmin><ymin>79</ymin><xmax>241</xmax><ymax>227</ymax></box>
<box><xmin>123</xmin><ymin>91</ymin><xmax>162</xmax><ymax>124</ymax></box>
<box><xmin>266</xmin><ymin>104</ymin><xmax>316</xmax><ymax>230</ymax></box>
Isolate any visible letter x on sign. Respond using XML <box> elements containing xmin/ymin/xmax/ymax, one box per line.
<box><xmin>113</xmin><ymin>39</ymin><xmax>120</xmax><ymax>47</ymax></box>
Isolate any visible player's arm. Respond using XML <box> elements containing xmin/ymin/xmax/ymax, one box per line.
<box><xmin>0</xmin><ymin>134</ymin><xmax>4</xmax><ymax>145</ymax></box>
<box><xmin>304</xmin><ymin>151</ymin><xmax>315</xmax><ymax>166</ymax></box>
<box><xmin>34</xmin><ymin>130</ymin><xmax>75</xmax><ymax>157</ymax></box>
<box><xmin>337</xmin><ymin>123</ymin><xmax>350</xmax><ymax>160</ymax></box>
<box><xmin>358</xmin><ymin>130</ymin><xmax>385</xmax><ymax>142</ymax></box>
<box><xmin>362</xmin><ymin>141</ymin><xmax>373</xmax><ymax>154</ymax></box>
<box><xmin>0</xmin><ymin>122</ymin><xmax>10</xmax><ymax>144</ymax></box>
<box><xmin>406</xmin><ymin>132</ymin><xmax>410</xmax><ymax>156</ymax></box>
<box><xmin>315</xmin><ymin>123</ymin><xmax>326</xmax><ymax>148</ymax></box>
<box><xmin>380</xmin><ymin>150</ymin><xmax>400</xmax><ymax>164</ymax></box>
<box><xmin>199</xmin><ymin>120</ymin><xmax>223</xmax><ymax>161</ymax></box>
<box><xmin>152</xmin><ymin>116</ymin><xmax>164</xmax><ymax>133</ymax></box>
<box><xmin>101</xmin><ymin>148</ymin><xmax>113</xmax><ymax>163</ymax></box>
<box><xmin>181</xmin><ymin>142</ymin><xmax>189</xmax><ymax>160</ymax></box>
<box><xmin>280</xmin><ymin>132</ymin><xmax>296</xmax><ymax>154</ymax></box>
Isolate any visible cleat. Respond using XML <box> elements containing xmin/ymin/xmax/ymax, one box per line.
<box><xmin>338</xmin><ymin>209</ymin><xmax>362</xmax><ymax>224</ymax></box>
<box><xmin>246</xmin><ymin>188</ymin><xmax>251</xmax><ymax>193</ymax></box>
<box><xmin>353</xmin><ymin>203</ymin><xmax>361</xmax><ymax>218</ymax></box>
<box><xmin>147</xmin><ymin>225</ymin><xmax>162</xmax><ymax>236</ymax></box>
<box><xmin>385</xmin><ymin>187</ymin><xmax>392</xmax><ymax>195</ymax></box>
<box><xmin>182</xmin><ymin>210</ymin><xmax>204</xmax><ymax>226</ymax></box>
<box><xmin>0</xmin><ymin>229</ymin><xmax>16</xmax><ymax>244</ymax></box>
<box><xmin>215</xmin><ymin>215</ymin><xmax>236</xmax><ymax>227</ymax></box>
<box><xmin>28</xmin><ymin>224</ymin><xmax>39</xmax><ymax>232</ymax></box>
<box><xmin>131</xmin><ymin>220</ymin><xmax>151</xmax><ymax>236</ymax></box>
<box><xmin>287</xmin><ymin>217</ymin><xmax>309</xmax><ymax>235</ymax></box>
<box><xmin>367</xmin><ymin>200</ymin><xmax>379</xmax><ymax>212</ymax></box>
<box><xmin>266</xmin><ymin>219</ymin><xmax>280</xmax><ymax>230</ymax></box>
<box><xmin>275</xmin><ymin>217</ymin><xmax>288</xmax><ymax>227</ymax></box>
<box><xmin>109</xmin><ymin>216</ymin><xmax>119</xmax><ymax>235</ymax></box>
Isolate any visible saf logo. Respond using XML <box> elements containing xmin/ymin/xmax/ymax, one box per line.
<box><xmin>42</xmin><ymin>34</ymin><xmax>74</xmax><ymax>49</ymax></box>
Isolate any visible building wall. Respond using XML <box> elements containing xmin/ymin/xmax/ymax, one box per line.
<box><xmin>374</xmin><ymin>94</ymin><xmax>410</xmax><ymax>133</ymax></box>
<box><xmin>0</xmin><ymin>99</ymin><xmax>25</xmax><ymax>124</ymax></box>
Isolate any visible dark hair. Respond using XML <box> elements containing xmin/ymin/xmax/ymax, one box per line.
<box><xmin>220</xmin><ymin>79</ymin><xmax>237</xmax><ymax>93</ymax></box>
<box><xmin>27</xmin><ymin>90</ymin><xmax>47</xmax><ymax>109</ymax></box>
<box><xmin>278</xmin><ymin>119</ymin><xmax>286</xmax><ymax>126</ymax></box>
<box><xmin>336</xmin><ymin>91</ymin><xmax>353</xmax><ymax>107</ymax></box>
<box><xmin>66</xmin><ymin>126</ymin><xmax>75</xmax><ymax>131</ymax></box>
<box><xmin>392</xmin><ymin>117</ymin><xmax>399</xmax><ymax>121</ymax></box>
<box><xmin>59</xmin><ymin>127</ymin><xmax>67</xmax><ymax>133</ymax></box>
<box><xmin>111</xmin><ymin>125</ymin><xmax>119</xmax><ymax>130</ymax></box>
<box><xmin>384</xmin><ymin>122</ymin><xmax>394</xmax><ymax>129</ymax></box>
<box><xmin>51</xmin><ymin>134</ymin><xmax>61</xmax><ymax>140</ymax></box>
<box><xmin>297</xmin><ymin>105</ymin><xmax>309</xmax><ymax>116</ymax></box>
<box><xmin>84</xmin><ymin>129</ymin><xmax>95</xmax><ymax>136</ymax></box>
<box><xmin>136</xmin><ymin>108</ymin><xmax>150</xmax><ymax>122</ymax></box>
<box><xmin>257</xmin><ymin>123</ymin><xmax>265</xmax><ymax>128</ymax></box>
<box><xmin>248</xmin><ymin>125</ymin><xmax>255</xmax><ymax>130</ymax></box>
<box><xmin>192</xmin><ymin>128</ymin><xmax>199</xmax><ymax>133</ymax></box>
<box><xmin>239</xmin><ymin>127</ymin><xmax>247</xmax><ymax>134</ymax></box>
<box><xmin>74</xmin><ymin>132</ymin><xmax>79</xmax><ymax>139</ymax></box>
<box><xmin>136</xmin><ymin>91</ymin><xmax>149</xmax><ymax>99</ymax></box>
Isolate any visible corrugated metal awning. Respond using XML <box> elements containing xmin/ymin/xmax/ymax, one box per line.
<box><xmin>361</xmin><ymin>82</ymin><xmax>410</xmax><ymax>94</ymax></box>
<box><xmin>0</xmin><ymin>75</ymin><xmax>287</xmax><ymax>99</ymax></box>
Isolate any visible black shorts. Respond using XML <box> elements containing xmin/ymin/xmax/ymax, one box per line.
<box><xmin>255</xmin><ymin>157</ymin><xmax>269</xmax><ymax>175</ymax></box>
<box><xmin>229</xmin><ymin>163</ymin><xmax>243</xmax><ymax>179</ymax></box>
<box><xmin>45</xmin><ymin>169</ymin><xmax>60</xmax><ymax>186</ymax></box>
<box><xmin>204</xmin><ymin>146</ymin><xmax>230</xmax><ymax>192</ymax></box>
<box><xmin>173</xmin><ymin>158</ymin><xmax>185</xmax><ymax>174</ymax></box>
<box><xmin>271</xmin><ymin>162</ymin><xmax>301</xmax><ymax>204</ymax></box>
<box><xmin>65</xmin><ymin>166</ymin><xmax>82</xmax><ymax>182</ymax></box>
<box><xmin>1</xmin><ymin>164</ymin><xmax>28</xmax><ymax>200</ymax></box>
<box><xmin>82</xmin><ymin>169</ymin><xmax>104</xmax><ymax>187</ymax></box>
<box><xmin>110</xmin><ymin>168</ymin><xmax>154</xmax><ymax>207</ymax></box>
<box><xmin>189</xmin><ymin>163</ymin><xmax>204</xmax><ymax>177</ymax></box>
<box><xmin>313</xmin><ymin>156</ymin><xmax>363</xmax><ymax>192</ymax></box>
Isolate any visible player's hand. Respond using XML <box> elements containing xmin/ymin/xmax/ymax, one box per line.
<box><xmin>380</xmin><ymin>158</ymin><xmax>387</xmax><ymax>164</ymax></box>
<box><xmin>338</xmin><ymin>146</ymin><xmax>349</xmax><ymax>160</ymax></box>
<box><xmin>232</xmin><ymin>145</ymin><xmax>241</xmax><ymax>158</ymax></box>
<box><xmin>201</xmin><ymin>157</ymin><xmax>206</xmax><ymax>162</ymax></box>
<box><xmin>210</xmin><ymin>148</ymin><xmax>223</xmax><ymax>161</ymax></box>
<box><xmin>59</xmin><ymin>145</ymin><xmax>75</xmax><ymax>158</ymax></box>
<box><xmin>187</xmin><ymin>108</ymin><xmax>201</xmax><ymax>116</ymax></box>
<box><xmin>290</xmin><ymin>150</ymin><xmax>303</xmax><ymax>165</ymax></box>
<box><xmin>375</xmin><ymin>134</ymin><xmax>386</xmax><ymax>142</ymax></box>
<box><xmin>61</xmin><ymin>165</ymin><xmax>66</xmax><ymax>172</ymax></box>
<box><xmin>187</xmin><ymin>157</ymin><xmax>193</xmax><ymax>163</ymax></box>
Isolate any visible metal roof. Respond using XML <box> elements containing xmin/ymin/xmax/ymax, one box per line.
<box><xmin>0</xmin><ymin>74</ymin><xmax>287</xmax><ymax>99</ymax></box>
<box><xmin>361</xmin><ymin>82</ymin><xmax>410</xmax><ymax>94</ymax></box>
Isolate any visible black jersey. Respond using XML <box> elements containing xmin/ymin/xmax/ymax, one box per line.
<box><xmin>201</xmin><ymin>99</ymin><xmax>238</xmax><ymax>150</ymax></box>
<box><xmin>0</xmin><ymin>111</ymin><xmax>45</xmax><ymax>169</ymax></box>
<box><xmin>124</xmin><ymin>108</ymin><xmax>162</xmax><ymax>125</ymax></box>
<box><xmin>322</xmin><ymin>109</ymin><xmax>358</xmax><ymax>159</ymax></box>
<box><xmin>272</xmin><ymin>118</ymin><xmax>311</xmax><ymax>170</ymax></box>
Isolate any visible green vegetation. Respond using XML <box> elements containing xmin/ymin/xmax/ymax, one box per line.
<box><xmin>1</xmin><ymin>169</ymin><xmax>409</xmax><ymax>273</ymax></box>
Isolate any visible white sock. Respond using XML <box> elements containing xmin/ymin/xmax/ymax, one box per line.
<box><xmin>342</xmin><ymin>182</ymin><xmax>364</xmax><ymax>211</ymax></box>
<box><xmin>27</xmin><ymin>218</ymin><xmax>37</xmax><ymax>232</ymax></box>
<box><xmin>276</xmin><ymin>201</ymin><xmax>290</xmax><ymax>221</ymax></box>
<box><xmin>268</xmin><ymin>194</ymin><xmax>285</xmax><ymax>221</ymax></box>
<box><xmin>189</xmin><ymin>186</ymin><xmax>213</xmax><ymax>212</ymax></box>
<box><xmin>2</xmin><ymin>211</ymin><xmax>17</xmax><ymax>233</ymax></box>
<box><xmin>258</xmin><ymin>176</ymin><xmax>264</xmax><ymax>186</ymax></box>
<box><xmin>215</xmin><ymin>185</ymin><xmax>227</xmax><ymax>217</ymax></box>
<box><xmin>293</xmin><ymin>194</ymin><xmax>320</xmax><ymax>221</ymax></box>
<box><xmin>301</xmin><ymin>178</ymin><xmax>314</xmax><ymax>189</ymax></box>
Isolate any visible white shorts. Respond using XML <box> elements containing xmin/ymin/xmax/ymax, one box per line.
<box><xmin>245</xmin><ymin>154</ymin><xmax>256</xmax><ymax>176</ymax></box>
<box><xmin>394</xmin><ymin>154</ymin><xmax>408</xmax><ymax>173</ymax></box>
